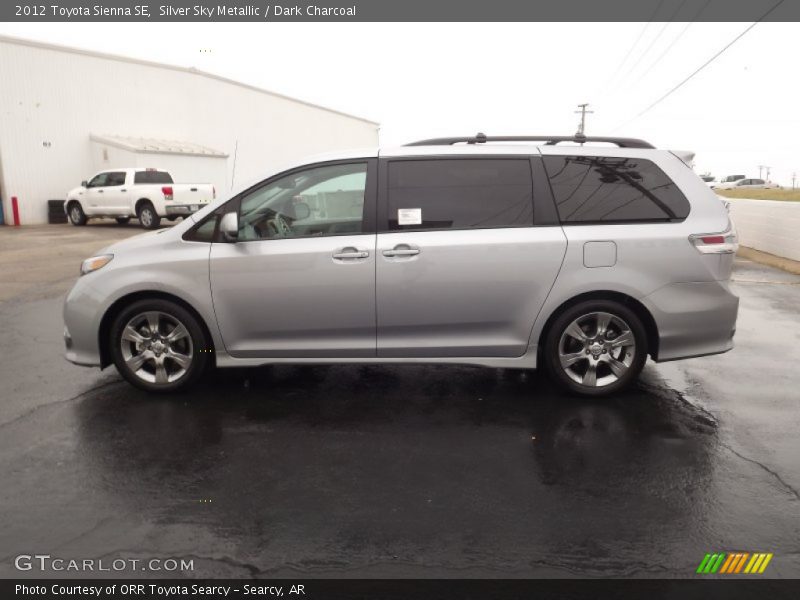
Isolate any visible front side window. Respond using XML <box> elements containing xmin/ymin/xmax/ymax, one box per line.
<box><xmin>543</xmin><ymin>156</ymin><xmax>690</xmax><ymax>223</ymax></box>
<box><xmin>237</xmin><ymin>163</ymin><xmax>367</xmax><ymax>241</ymax></box>
<box><xmin>87</xmin><ymin>173</ymin><xmax>110</xmax><ymax>188</ymax></box>
<box><xmin>386</xmin><ymin>159</ymin><xmax>533</xmax><ymax>231</ymax></box>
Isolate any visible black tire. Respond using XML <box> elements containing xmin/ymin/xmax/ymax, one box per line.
<box><xmin>109</xmin><ymin>298</ymin><xmax>210</xmax><ymax>393</ymax></box>
<box><xmin>67</xmin><ymin>202</ymin><xmax>87</xmax><ymax>226</ymax></box>
<box><xmin>543</xmin><ymin>299</ymin><xmax>647</xmax><ymax>397</ymax></box>
<box><xmin>137</xmin><ymin>201</ymin><xmax>161</xmax><ymax>229</ymax></box>
<box><xmin>115</xmin><ymin>217</ymin><xmax>131</xmax><ymax>225</ymax></box>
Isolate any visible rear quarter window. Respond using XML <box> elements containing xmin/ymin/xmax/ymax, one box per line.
<box><xmin>543</xmin><ymin>155</ymin><xmax>690</xmax><ymax>223</ymax></box>
<box><xmin>134</xmin><ymin>171</ymin><xmax>173</xmax><ymax>185</ymax></box>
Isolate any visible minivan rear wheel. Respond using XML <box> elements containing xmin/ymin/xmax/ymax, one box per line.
<box><xmin>109</xmin><ymin>299</ymin><xmax>209</xmax><ymax>392</ymax></box>
<box><xmin>544</xmin><ymin>300</ymin><xmax>647</xmax><ymax>396</ymax></box>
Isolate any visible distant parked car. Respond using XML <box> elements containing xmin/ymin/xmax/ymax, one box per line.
<box><xmin>710</xmin><ymin>174</ymin><xmax>745</xmax><ymax>189</ymax></box>
<box><xmin>716</xmin><ymin>178</ymin><xmax>780</xmax><ymax>191</ymax></box>
<box><xmin>65</xmin><ymin>168</ymin><xmax>215</xmax><ymax>229</ymax></box>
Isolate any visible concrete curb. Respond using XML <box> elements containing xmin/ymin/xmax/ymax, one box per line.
<box><xmin>737</xmin><ymin>246</ymin><xmax>800</xmax><ymax>276</ymax></box>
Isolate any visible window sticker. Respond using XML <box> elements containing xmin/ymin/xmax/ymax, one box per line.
<box><xmin>398</xmin><ymin>208</ymin><xmax>422</xmax><ymax>226</ymax></box>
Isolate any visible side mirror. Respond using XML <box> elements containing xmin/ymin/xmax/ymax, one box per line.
<box><xmin>292</xmin><ymin>201</ymin><xmax>311</xmax><ymax>220</ymax></box>
<box><xmin>220</xmin><ymin>212</ymin><xmax>239</xmax><ymax>242</ymax></box>
<box><xmin>81</xmin><ymin>180</ymin><xmax>88</xmax><ymax>188</ymax></box>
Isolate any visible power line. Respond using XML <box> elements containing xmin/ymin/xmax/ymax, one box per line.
<box><xmin>619</xmin><ymin>0</ymin><xmax>689</xmax><ymax>86</ymax></box>
<box><xmin>629</xmin><ymin>0</ymin><xmax>712</xmax><ymax>88</ymax></box>
<box><xmin>614</xmin><ymin>0</ymin><xmax>786</xmax><ymax>131</ymax></box>
<box><xmin>600</xmin><ymin>0</ymin><xmax>666</xmax><ymax>95</ymax></box>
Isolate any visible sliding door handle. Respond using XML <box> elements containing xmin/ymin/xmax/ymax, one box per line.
<box><xmin>382</xmin><ymin>248</ymin><xmax>420</xmax><ymax>257</ymax></box>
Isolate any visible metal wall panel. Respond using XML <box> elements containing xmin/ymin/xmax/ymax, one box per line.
<box><xmin>0</xmin><ymin>36</ymin><xmax>379</xmax><ymax>224</ymax></box>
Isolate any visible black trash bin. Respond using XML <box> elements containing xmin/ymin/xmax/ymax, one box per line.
<box><xmin>48</xmin><ymin>199</ymin><xmax>67</xmax><ymax>224</ymax></box>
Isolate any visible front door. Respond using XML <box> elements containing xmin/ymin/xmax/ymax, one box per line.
<box><xmin>209</xmin><ymin>160</ymin><xmax>377</xmax><ymax>358</ymax></box>
<box><xmin>375</xmin><ymin>157</ymin><xmax>567</xmax><ymax>358</ymax></box>
<box><xmin>83</xmin><ymin>172</ymin><xmax>111</xmax><ymax>215</ymax></box>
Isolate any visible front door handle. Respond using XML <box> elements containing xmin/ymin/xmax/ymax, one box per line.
<box><xmin>382</xmin><ymin>246</ymin><xmax>420</xmax><ymax>257</ymax></box>
<box><xmin>333</xmin><ymin>247</ymin><xmax>369</xmax><ymax>260</ymax></box>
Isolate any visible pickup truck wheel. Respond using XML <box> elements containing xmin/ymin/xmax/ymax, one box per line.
<box><xmin>137</xmin><ymin>202</ymin><xmax>160</xmax><ymax>230</ymax></box>
<box><xmin>115</xmin><ymin>217</ymin><xmax>131</xmax><ymax>225</ymax></box>
<box><xmin>544</xmin><ymin>300</ymin><xmax>647</xmax><ymax>397</ymax></box>
<box><xmin>67</xmin><ymin>202</ymin><xmax>87</xmax><ymax>226</ymax></box>
<box><xmin>110</xmin><ymin>299</ymin><xmax>210</xmax><ymax>393</ymax></box>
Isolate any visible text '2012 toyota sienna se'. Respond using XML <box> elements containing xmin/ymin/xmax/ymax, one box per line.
<box><xmin>63</xmin><ymin>134</ymin><xmax>739</xmax><ymax>397</ymax></box>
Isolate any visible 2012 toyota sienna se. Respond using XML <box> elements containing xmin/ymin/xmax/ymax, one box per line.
<box><xmin>63</xmin><ymin>134</ymin><xmax>739</xmax><ymax>397</ymax></box>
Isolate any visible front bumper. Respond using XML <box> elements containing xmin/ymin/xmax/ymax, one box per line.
<box><xmin>641</xmin><ymin>280</ymin><xmax>739</xmax><ymax>362</ymax></box>
<box><xmin>63</xmin><ymin>279</ymin><xmax>103</xmax><ymax>367</ymax></box>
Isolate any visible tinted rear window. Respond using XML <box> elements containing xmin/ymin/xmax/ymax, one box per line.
<box><xmin>543</xmin><ymin>156</ymin><xmax>690</xmax><ymax>223</ymax></box>
<box><xmin>105</xmin><ymin>171</ymin><xmax>126</xmax><ymax>186</ymax></box>
<box><xmin>134</xmin><ymin>171</ymin><xmax>173</xmax><ymax>184</ymax></box>
<box><xmin>386</xmin><ymin>159</ymin><xmax>533</xmax><ymax>230</ymax></box>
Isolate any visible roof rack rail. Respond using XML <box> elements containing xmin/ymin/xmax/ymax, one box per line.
<box><xmin>404</xmin><ymin>133</ymin><xmax>655</xmax><ymax>149</ymax></box>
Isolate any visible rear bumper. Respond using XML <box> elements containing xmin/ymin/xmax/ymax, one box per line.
<box><xmin>641</xmin><ymin>280</ymin><xmax>739</xmax><ymax>362</ymax></box>
<box><xmin>165</xmin><ymin>204</ymin><xmax>205</xmax><ymax>216</ymax></box>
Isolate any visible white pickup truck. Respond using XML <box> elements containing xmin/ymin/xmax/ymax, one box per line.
<box><xmin>65</xmin><ymin>168</ymin><xmax>215</xmax><ymax>229</ymax></box>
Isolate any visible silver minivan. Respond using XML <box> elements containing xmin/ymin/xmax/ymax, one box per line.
<box><xmin>63</xmin><ymin>134</ymin><xmax>739</xmax><ymax>397</ymax></box>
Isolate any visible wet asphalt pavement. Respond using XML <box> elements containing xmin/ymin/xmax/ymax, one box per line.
<box><xmin>1</xmin><ymin>225</ymin><xmax>799</xmax><ymax>579</ymax></box>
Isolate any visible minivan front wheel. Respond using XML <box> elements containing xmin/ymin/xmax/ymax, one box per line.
<box><xmin>544</xmin><ymin>300</ymin><xmax>647</xmax><ymax>396</ymax></box>
<box><xmin>110</xmin><ymin>299</ymin><xmax>209</xmax><ymax>392</ymax></box>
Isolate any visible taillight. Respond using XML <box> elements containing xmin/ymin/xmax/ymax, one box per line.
<box><xmin>212</xmin><ymin>185</ymin><xmax>216</xmax><ymax>199</ymax></box>
<box><xmin>161</xmin><ymin>186</ymin><xmax>173</xmax><ymax>200</ymax></box>
<box><xmin>689</xmin><ymin>221</ymin><xmax>738</xmax><ymax>254</ymax></box>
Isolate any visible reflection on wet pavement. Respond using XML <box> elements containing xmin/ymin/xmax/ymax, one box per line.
<box><xmin>0</xmin><ymin>364</ymin><xmax>737</xmax><ymax>577</ymax></box>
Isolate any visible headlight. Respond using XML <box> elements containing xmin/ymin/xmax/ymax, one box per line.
<box><xmin>80</xmin><ymin>254</ymin><xmax>113</xmax><ymax>276</ymax></box>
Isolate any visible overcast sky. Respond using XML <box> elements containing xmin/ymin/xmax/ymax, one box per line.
<box><xmin>1</xmin><ymin>21</ymin><xmax>798</xmax><ymax>184</ymax></box>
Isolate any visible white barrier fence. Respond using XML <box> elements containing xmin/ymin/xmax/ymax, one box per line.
<box><xmin>726</xmin><ymin>198</ymin><xmax>800</xmax><ymax>262</ymax></box>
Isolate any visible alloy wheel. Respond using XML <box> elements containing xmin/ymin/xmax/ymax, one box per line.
<box><xmin>557</xmin><ymin>311</ymin><xmax>636</xmax><ymax>388</ymax></box>
<box><xmin>119</xmin><ymin>311</ymin><xmax>193</xmax><ymax>384</ymax></box>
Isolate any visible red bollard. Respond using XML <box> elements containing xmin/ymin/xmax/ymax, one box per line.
<box><xmin>11</xmin><ymin>196</ymin><xmax>20</xmax><ymax>226</ymax></box>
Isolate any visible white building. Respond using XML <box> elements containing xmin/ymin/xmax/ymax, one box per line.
<box><xmin>0</xmin><ymin>35</ymin><xmax>379</xmax><ymax>225</ymax></box>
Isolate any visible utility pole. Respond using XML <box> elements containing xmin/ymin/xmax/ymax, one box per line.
<box><xmin>758</xmin><ymin>165</ymin><xmax>765</xmax><ymax>179</ymax></box>
<box><xmin>793</xmin><ymin>172</ymin><xmax>796</xmax><ymax>190</ymax></box>
<box><xmin>575</xmin><ymin>103</ymin><xmax>594</xmax><ymax>136</ymax></box>
<box><xmin>765</xmin><ymin>166</ymin><xmax>771</xmax><ymax>181</ymax></box>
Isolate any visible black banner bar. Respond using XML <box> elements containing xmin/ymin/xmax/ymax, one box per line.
<box><xmin>5</xmin><ymin>579</ymin><xmax>800</xmax><ymax>600</ymax></box>
<box><xmin>3</xmin><ymin>0</ymin><xmax>800</xmax><ymax>23</ymax></box>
